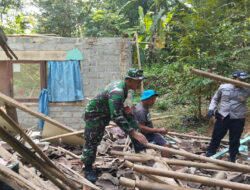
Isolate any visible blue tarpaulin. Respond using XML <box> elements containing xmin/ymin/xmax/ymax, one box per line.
<box><xmin>47</xmin><ymin>61</ymin><xmax>84</xmax><ymax>102</ymax></box>
<box><xmin>38</xmin><ymin>89</ymin><xmax>49</xmax><ymax>130</ymax></box>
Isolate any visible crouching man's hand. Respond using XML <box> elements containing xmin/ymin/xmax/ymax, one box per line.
<box><xmin>158</xmin><ymin>127</ymin><xmax>168</xmax><ymax>134</ymax></box>
<box><xmin>131</xmin><ymin>130</ymin><xmax>148</xmax><ymax>144</ymax></box>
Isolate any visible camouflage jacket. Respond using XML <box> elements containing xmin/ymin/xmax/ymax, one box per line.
<box><xmin>84</xmin><ymin>80</ymin><xmax>138</xmax><ymax>134</ymax></box>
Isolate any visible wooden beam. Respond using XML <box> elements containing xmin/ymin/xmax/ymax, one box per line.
<box><xmin>0</xmin><ymin>91</ymin><xmax>75</xmax><ymax>132</ymax></box>
<box><xmin>190</xmin><ymin>69</ymin><xmax>250</xmax><ymax>89</ymax></box>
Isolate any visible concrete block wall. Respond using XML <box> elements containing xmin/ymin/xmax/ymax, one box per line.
<box><xmin>17</xmin><ymin>104</ymin><xmax>85</xmax><ymax>130</ymax></box>
<box><xmin>1</xmin><ymin>37</ymin><xmax>132</xmax><ymax>130</ymax></box>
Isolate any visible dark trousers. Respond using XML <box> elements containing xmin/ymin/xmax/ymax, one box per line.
<box><xmin>207</xmin><ymin>113</ymin><xmax>245</xmax><ymax>157</ymax></box>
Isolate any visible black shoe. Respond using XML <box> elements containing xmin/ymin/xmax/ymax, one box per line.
<box><xmin>131</xmin><ymin>139</ymin><xmax>146</xmax><ymax>153</ymax></box>
<box><xmin>85</xmin><ymin>166</ymin><xmax>97</xmax><ymax>183</ymax></box>
<box><xmin>206</xmin><ymin>152</ymin><xmax>215</xmax><ymax>157</ymax></box>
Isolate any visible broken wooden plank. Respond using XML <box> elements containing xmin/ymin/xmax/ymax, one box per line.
<box><xmin>190</xmin><ymin>69</ymin><xmax>250</xmax><ymax>89</ymax></box>
<box><xmin>125</xmin><ymin>161</ymin><xmax>250</xmax><ymax>190</ymax></box>
<box><xmin>146</xmin><ymin>143</ymin><xmax>250</xmax><ymax>173</ymax></box>
<box><xmin>0</xmin><ymin>163</ymin><xmax>41</xmax><ymax>190</ymax></box>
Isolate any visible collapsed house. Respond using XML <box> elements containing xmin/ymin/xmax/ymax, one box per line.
<box><xmin>0</xmin><ymin>34</ymin><xmax>250</xmax><ymax>190</ymax></box>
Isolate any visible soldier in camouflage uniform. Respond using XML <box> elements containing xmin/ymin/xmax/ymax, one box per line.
<box><xmin>82</xmin><ymin>68</ymin><xmax>148</xmax><ymax>183</ymax></box>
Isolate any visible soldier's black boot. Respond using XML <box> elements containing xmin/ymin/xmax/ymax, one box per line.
<box><xmin>228</xmin><ymin>155</ymin><xmax>236</xmax><ymax>163</ymax></box>
<box><xmin>85</xmin><ymin>165</ymin><xmax>97</xmax><ymax>183</ymax></box>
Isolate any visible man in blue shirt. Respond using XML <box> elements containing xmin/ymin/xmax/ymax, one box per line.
<box><xmin>133</xmin><ymin>90</ymin><xmax>171</xmax><ymax>157</ymax></box>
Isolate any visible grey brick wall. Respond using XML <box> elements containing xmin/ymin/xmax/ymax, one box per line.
<box><xmin>10</xmin><ymin>37</ymin><xmax>132</xmax><ymax>130</ymax></box>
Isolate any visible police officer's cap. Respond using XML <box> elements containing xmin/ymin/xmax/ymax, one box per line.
<box><xmin>233</xmin><ymin>70</ymin><xmax>249</xmax><ymax>79</ymax></box>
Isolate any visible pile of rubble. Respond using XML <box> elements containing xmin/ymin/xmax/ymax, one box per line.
<box><xmin>1</xmin><ymin>121</ymin><xmax>250</xmax><ymax>190</ymax></box>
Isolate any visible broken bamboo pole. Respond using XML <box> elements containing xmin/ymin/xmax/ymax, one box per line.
<box><xmin>124</xmin><ymin>155</ymin><xmax>230</xmax><ymax>171</ymax></box>
<box><xmin>167</xmin><ymin>132</ymin><xmax>229</xmax><ymax>143</ymax></box>
<box><xmin>0</xmin><ymin>92</ymin><xmax>75</xmax><ymax>133</ymax></box>
<box><xmin>190</xmin><ymin>69</ymin><xmax>250</xmax><ymax>89</ymax></box>
<box><xmin>0</xmin><ymin>108</ymin><xmax>60</xmax><ymax>172</ymax></box>
<box><xmin>149</xmin><ymin>115</ymin><xmax>174</xmax><ymax>122</ymax></box>
<box><xmin>119</xmin><ymin>177</ymin><xmax>195</xmax><ymax>190</ymax></box>
<box><xmin>146</xmin><ymin>143</ymin><xmax>250</xmax><ymax>173</ymax></box>
<box><xmin>0</xmin><ymin>164</ymin><xmax>41</xmax><ymax>190</ymax></box>
<box><xmin>111</xmin><ymin>151</ymin><xmax>230</xmax><ymax>171</ymax></box>
<box><xmin>125</xmin><ymin>161</ymin><xmax>250</xmax><ymax>190</ymax></box>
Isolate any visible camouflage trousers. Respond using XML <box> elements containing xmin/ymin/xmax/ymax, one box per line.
<box><xmin>82</xmin><ymin>115</ymin><xmax>140</xmax><ymax>166</ymax></box>
<box><xmin>82</xmin><ymin>116</ymin><xmax>110</xmax><ymax>166</ymax></box>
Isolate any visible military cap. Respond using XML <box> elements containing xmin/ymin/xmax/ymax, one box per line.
<box><xmin>124</xmin><ymin>68</ymin><xmax>147</xmax><ymax>80</ymax></box>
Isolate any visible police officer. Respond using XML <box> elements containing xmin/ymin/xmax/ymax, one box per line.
<box><xmin>206</xmin><ymin>70</ymin><xmax>250</xmax><ymax>162</ymax></box>
<box><xmin>82</xmin><ymin>68</ymin><xmax>148</xmax><ymax>182</ymax></box>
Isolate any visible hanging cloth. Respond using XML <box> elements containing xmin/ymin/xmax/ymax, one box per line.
<box><xmin>47</xmin><ymin>61</ymin><xmax>84</xmax><ymax>102</ymax></box>
<box><xmin>38</xmin><ymin>89</ymin><xmax>49</xmax><ymax>130</ymax></box>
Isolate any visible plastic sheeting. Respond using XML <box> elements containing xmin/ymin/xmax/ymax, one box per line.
<box><xmin>47</xmin><ymin>61</ymin><xmax>84</xmax><ymax>102</ymax></box>
<box><xmin>38</xmin><ymin>89</ymin><xmax>49</xmax><ymax>130</ymax></box>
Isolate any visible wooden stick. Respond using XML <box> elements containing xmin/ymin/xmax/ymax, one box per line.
<box><xmin>50</xmin><ymin>146</ymin><xmax>81</xmax><ymax>159</ymax></box>
<box><xmin>41</xmin><ymin>130</ymin><xmax>84</xmax><ymax>142</ymax></box>
<box><xmin>134</xmin><ymin>31</ymin><xmax>144</xmax><ymax>94</ymax></box>
<box><xmin>149</xmin><ymin>115</ymin><xmax>174</xmax><ymax>122</ymax></box>
<box><xmin>125</xmin><ymin>161</ymin><xmax>250</xmax><ymax>190</ymax></box>
<box><xmin>120</xmin><ymin>177</ymin><xmax>195</xmax><ymax>190</ymax></box>
<box><xmin>168</xmin><ymin>132</ymin><xmax>229</xmax><ymax>143</ymax></box>
<box><xmin>0</xmin><ymin>109</ymin><xmax>60</xmax><ymax>171</ymax></box>
<box><xmin>146</xmin><ymin>143</ymin><xmax>250</xmax><ymax>173</ymax></box>
<box><xmin>0</xmin><ymin>92</ymin><xmax>75</xmax><ymax>132</ymax></box>
<box><xmin>190</xmin><ymin>69</ymin><xmax>250</xmax><ymax>89</ymax></box>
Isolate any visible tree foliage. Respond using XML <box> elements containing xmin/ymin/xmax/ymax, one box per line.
<box><xmin>2</xmin><ymin>0</ymin><xmax>249</xmax><ymax>119</ymax></box>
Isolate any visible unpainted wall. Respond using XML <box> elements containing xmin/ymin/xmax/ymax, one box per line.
<box><xmin>0</xmin><ymin>37</ymin><xmax>132</xmax><ymax>129</ymax></box>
